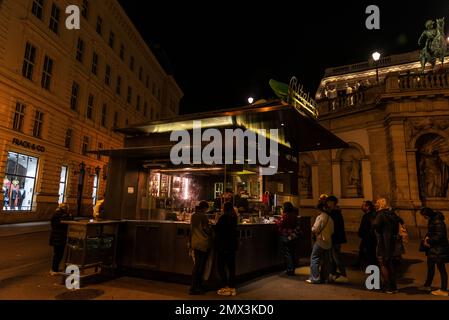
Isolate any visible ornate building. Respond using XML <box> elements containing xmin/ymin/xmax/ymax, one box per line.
<box><xmin>299</xmin><ymin>50</ymin><xmax>449</xmax><ymax>235</ymax></box>
<box><xmin>0</xmin><ymin>0</ymin><xmax>183</xmax><ymax>223</ymax></box>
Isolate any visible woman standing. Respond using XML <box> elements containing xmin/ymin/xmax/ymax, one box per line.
<box><xmin>420</xmin><ymin>207</ymin><xmax>449</xmax><ymax>296</ymax></box>
<box><xmin>216</xmin><ymin>201</ymin><xmax>239</xmax><ymax>296</ymax></box>
<box><xmin>277</xmin><ymin>202</ymin><xmax>300</xmax><ymax>276</ymax></box>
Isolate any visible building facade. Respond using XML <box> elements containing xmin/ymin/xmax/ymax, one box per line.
<box><xmin>299</xmin><ymin>51</ymin><xmax>449</xmax><ymax>235</ymax></box>
<box><xmin>0</xmin><ymin>0</ymin><xmax>183</xmax><ymax>224</ymax></box>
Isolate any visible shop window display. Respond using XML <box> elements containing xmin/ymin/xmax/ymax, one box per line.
<box><xmin>3</xmin><ymin>152</ymin><xmax>38</xmax><ymax>211</ymax></box>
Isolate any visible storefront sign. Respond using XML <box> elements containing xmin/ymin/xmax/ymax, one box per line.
<box><xmin>12</xmin><ymin>138</ymin><xmax>45</xmax><ymax>152</ymax></box>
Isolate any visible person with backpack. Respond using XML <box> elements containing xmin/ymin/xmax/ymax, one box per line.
<box><xmin>306</xmin><ymin>201</ymin><xmax>334</xmax><ymax>284</ymax></box>
<box><xmin>419</xmin><ymin>207</ymin><xmax>449</xmax><ymax>296</ymax></box>
<box><xmin>373</xmin><ymin>198</ymin><xmax>403</xmax><ymax>293</ymax></box>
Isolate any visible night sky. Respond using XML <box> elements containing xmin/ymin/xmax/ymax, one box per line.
<box><xmin>118</xmin><ymin>0</ymin><xmax>449</xmax><ymax>114</ymax></box>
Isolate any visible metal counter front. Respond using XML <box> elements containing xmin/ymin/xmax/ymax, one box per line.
<box><xmin>117</xmin><ymin>217</ymin><xmax>311</xmax><ymax>283</ymax></box>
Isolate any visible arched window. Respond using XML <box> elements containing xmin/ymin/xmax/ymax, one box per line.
<box><xmin>416</xmin><ymin>133</ymin><xmax>449</xmax><ymax>199</ymax></box>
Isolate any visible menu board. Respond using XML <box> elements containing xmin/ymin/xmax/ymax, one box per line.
<box><xmin>149</xmin><ymin>173</ymin><xmax>160</xmax><ymax>197</ymax></box>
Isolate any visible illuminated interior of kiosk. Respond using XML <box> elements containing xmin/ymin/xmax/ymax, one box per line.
<box><xmin>146</xmin><ymin>164</ymin><xmax>266</xmax><ymax>223</ymax></box>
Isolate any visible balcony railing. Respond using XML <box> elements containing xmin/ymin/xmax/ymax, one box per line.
<box><xmin>395</xmin><ymin>72</ymin><xmax>449</xmax><ymax>91</ymax></box>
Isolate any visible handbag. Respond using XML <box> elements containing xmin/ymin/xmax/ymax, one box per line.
<box><xmin>419</xmin><ymin>239</ymin><xmax>429</xmax><ymax>253</ymax></box>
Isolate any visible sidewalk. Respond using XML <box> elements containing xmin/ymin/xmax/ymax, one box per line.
<box><xmin>0</xmin><ymin>221</ymin><xmax>50</xmax><ymax>238</ymax></box>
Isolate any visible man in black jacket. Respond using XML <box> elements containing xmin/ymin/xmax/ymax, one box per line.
<box><xmin>326</xmin><ymin>195</ymin><xmax>348</xmax><ymax>283</ymax></box>
<box><xmin>49</xmin><ymin>203</ymin><xmax>72</xmax><ymax>275</ymax></box>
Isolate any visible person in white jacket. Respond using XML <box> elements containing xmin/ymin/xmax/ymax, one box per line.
<box><xmin>307</xmin><ymin>202</ymin><xmax>334</xmax><ymax>284</ymax></box>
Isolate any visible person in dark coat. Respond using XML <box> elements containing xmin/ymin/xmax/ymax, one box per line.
<box><xmin>216</xmin><ymin>201</ymin><xmax>239</xmax><ymax>296</ymax></box>
<box><xmin>49</xmin><ymin>203</ymin><xmax>72</xmax><ymax>275</ymax></box>
<box><xmin>373</xmin><ymin>198</ymin><xmax>402</xmax><ymax>293</ymax></box>
<box><xmin>354</xmin><ymin>201</ymin><xmax>378</xmax><ymax>268</ymax></box>
<box><xmin>326</xmin><ymin>195</ymin><xmax>348</xmax><ymax>282</ymax></box>
<box><xmin>189</xmin><ymin>200</ymin><xmax>212</xmax><ymax>295</ymax></box>
<box><xmin>276</xmin><ymin>202</ymin><xmax>300</xmax><ymax>276</ymax></box>
<box><xmin>420</xmin><ymin>207</ymin><xmax>449</xmax><ymax>296</ymax></box>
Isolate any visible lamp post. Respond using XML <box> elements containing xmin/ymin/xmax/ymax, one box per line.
<box><xmin>76</xmin><ymin>162</ymin><xmax>86</xmax><ymax>217</ymax></box>
<box><xmin>372</xmin><ymin>51</ymin><xmax>381</xmax><ymax>84</ymax></box>
<box><xmin>248</xmin><ymin>97</ymin><xmax>254</xmax><ymax>105</ymax></box>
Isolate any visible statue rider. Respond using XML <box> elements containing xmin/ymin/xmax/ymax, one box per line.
<box><xmin>418</xmin><ymin>20</ymin><xmax>438</xmax><ymax>69</ymax></box>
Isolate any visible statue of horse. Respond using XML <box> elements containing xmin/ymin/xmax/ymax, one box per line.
<box><xmin>420</xmin><ymin>18</ymin><xmax>447</xmax><ymax>73</ymax></box>
<box><xmin>431</xmin><ymin>18</ymin><xmax>447</xmax><ymax>67</ymax></box>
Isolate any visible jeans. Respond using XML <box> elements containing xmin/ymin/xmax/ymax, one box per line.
<box><xmin>51</xmin><ymin>245</ymin><xmax>65</xmax><ymax>272</ymax></box>
<box><xmin>191</xmin><ymin>249</ymin><xmax>209</xmax><ymax>291</ymax></box>
<box><xmin>425</xmin><ymin>259</ymin><xmax>448</xmax><ymax>291</ymax></box>
<box><xmin>310</xmin><ymin>242</ymin><xmax>332</xmax><ymax>282</ymax></box>
<box><xmin>281</xmin><ymin>236</ymin><xmax>298</xmax><ymax>273</ymax></box>
<box><xmin>217</xmin><ymin>250</ymin><xmax>236</xmax><ymax>288</ymax></box>
<box><xmin>377</xmin><ymin>256</ymin><xmax>397</xmax><ymax>291</ymax></box>
<box><xmin>331</xmin><ymin>244</ymin><xmax>347</xmax><ymax>277</ymax></box>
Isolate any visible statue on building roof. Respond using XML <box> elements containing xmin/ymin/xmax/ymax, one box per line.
<box><xmin>418</xmin><ymin>18</ymin><xmax>447</xmax><ymax>73</ymax></box>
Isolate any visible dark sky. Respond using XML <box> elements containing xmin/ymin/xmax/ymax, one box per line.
<box><xmin>118</xmin><ymin>0</ymin><xmax>449</xmax><ymax>114</ymax></box>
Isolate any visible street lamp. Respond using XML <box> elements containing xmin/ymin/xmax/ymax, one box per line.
<box><xmin>372</xmin><ymin>51</ymin><xmax>381</xmax><ymax>84</ymax></box>
<box><xmin>248</xmin><ymin>97</ymin><xmax>254</xmax><ymax>105</ymax></box>
<box><xmin>76</xmin><ymin>162</ymin><xmax>86</xmax><ymax>217</ymax></box>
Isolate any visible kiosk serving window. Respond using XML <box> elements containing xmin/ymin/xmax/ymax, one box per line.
<box><xmin>3</xmin><ymin>152</ymin><xmax>38</xmax><ymax>211</ymax></box>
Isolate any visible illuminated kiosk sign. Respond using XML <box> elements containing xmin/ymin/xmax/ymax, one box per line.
<box><xmin>12</xmin><ymin>138</ymin><xmax>45</xmax><ymax>152</ymax></box>
<box><xmin>269</xmin><ymin>77</ymin><xmax>319</xmax><ymax>118</ymax></box>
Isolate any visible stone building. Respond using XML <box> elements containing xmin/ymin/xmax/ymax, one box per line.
<box><xmin>0</xmin><ymin>0</ymin><xmax>183</xmax><ymax>223</ymax></box>
<box><xmin>299</xmin><ymin>50</ymin><xmax>449</xmax><ymax>235</ymax></box>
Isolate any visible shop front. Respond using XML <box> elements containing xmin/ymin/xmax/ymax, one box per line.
<box><xmin>94</xmin><ymin>100</ymin><xmax>347</xmax><ymax>283</ymax></box>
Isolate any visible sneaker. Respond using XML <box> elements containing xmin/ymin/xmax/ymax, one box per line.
<box><xmin>327</xmin><ymin>275</ymin><xmax>337</xmax><ymax>283</ymax></box>
<box><xmin>49</xmin><ymin>270</ymin><xmax>58</xmax><ymax>276</ymax></box>
<box><xmin>335</xmin><ymin>276</ymin><xmax>349</xmax><ymax>283</ymax></box>
<box><xmin>431</xmin><ymin>289</ymin><xmax>449</xmax><ymax>297</ymax></box>
<box><xmin>229</xmin><ymin>288</ymin><xmax>237</xmax><ymax>296</ymax></box>
<box><xmin>385</xmin><ymin>289</ymin><xmax>398</xmax><ymax>294</ymax></box>
<box><xmin>217</xmin><ymin>287</ymin><xmax>231</xmax><ymax>296</ymax></box>
<box><xmin>306</xmin><ymin>279</ymin><xmax>321</xmax><ymax>284</ymax></box>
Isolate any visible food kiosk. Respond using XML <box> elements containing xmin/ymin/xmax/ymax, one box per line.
<box><xmin>97</xmin><ymin>99</ymin><xmax>347</xmax><ymax>283</ymax></box>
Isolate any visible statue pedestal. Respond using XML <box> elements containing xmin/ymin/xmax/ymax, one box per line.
<box><xmin>300</xmin><ymin>189</ymin><xmax>312</xmax><ymax>199</ymax></box>
<box><xmin>345</xmin><ymin>185</ymin><xmax>360</xmax><ymax>198</ymax></box>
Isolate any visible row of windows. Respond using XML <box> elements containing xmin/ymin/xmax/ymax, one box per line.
<box><xmin>22</xmin><ymin>42</ymin><xmax>54</xmax><ymax>91</ymax></box>
<box><xmin>75</xmin><ymin>36</ymin><xmax>162</xmax><ymax>104</ymax></box>
<box><xmin>20</xmin><ymin>41</ymin><xmax>160</xmax><ymax>125</ymax></box>
<box><xmin>30</xmin><ymin>0</ymin><xmax>165</xmax><ymax>106</ymax></box>
<box><xmin>70</xmin><ymin>81</ymin><xmax>159</xmax><ymax>123</ymax></box>
<box><xmin>12</xmin><ymin>101</ymin><xmax>108</xmax><ymax>159</ymax></box>
<box><xmin>12</xmin><ymin>102</ymin><xmax>44</xmax><ymax>139</ymax></box>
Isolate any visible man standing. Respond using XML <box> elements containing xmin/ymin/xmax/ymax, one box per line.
<box><xmin>326</xmin><ymin>195</ymin><xmax>348</xmax><ymax>283</ymax></box>
<box><xmin>373</xmin><ymin>198</ymin><xmax>401</xmax><ymax>293</ymax></box>
<box><xmin>189</xmin><ymin>200</ymin><xmax>212</xmax><ymax>295</ymax></box>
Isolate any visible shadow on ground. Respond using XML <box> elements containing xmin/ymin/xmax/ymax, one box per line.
<box><xmin>55</xmin><ymin>288</ymin><xmax>104</xmax><ymax>300</ymax></box>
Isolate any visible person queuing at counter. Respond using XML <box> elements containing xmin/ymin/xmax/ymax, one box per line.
<box><xmin>326</xmin><ymin>196</ymin><xmax>348</xmax><ymax>283</ymax></box>
<box><xmin>49</xmin><ymin>203</ymin><xmax>73</xmax><ymax>275</ymax></box>
<box><xmin>373</xmin><ymin>198</ymin><xmax>403</xmax><ymax>294</ymax></box>
<box><xmin>188</xmin><ymin>200</ymin><xmax>212</xmax><ymax>295</ymax></box>
<box><xmin>216</xmin><ymin>201</ymin><xmax>239</xmax><ymax>296</ymax></box>
<box><xmin>353</xmin><ymin>201</ymin><xmax>378</xmax><ymax>269</ymax></box>
<box><xmin>307</xmin><ymin>201</ymin><xmax>334</xmax><ymax>284</ymax></box>
<box><xmin>276</xmin><ymin>202</ymin><xmax>301</xmax><ymax>276</ymax></box>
